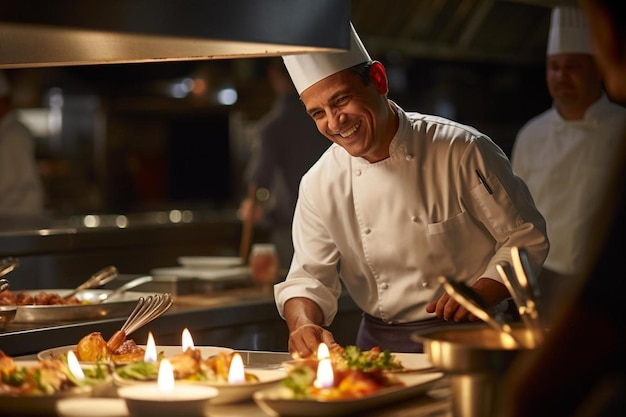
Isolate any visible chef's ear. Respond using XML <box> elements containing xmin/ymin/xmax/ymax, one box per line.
<box><xmin>369</xmin><ymin>61</ymin><xmax>389</xmax><ymax>95</ymax></box>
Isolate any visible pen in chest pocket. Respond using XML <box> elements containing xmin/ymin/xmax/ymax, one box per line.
<box><xmin>475</xmin><ymin>169</ymin><xmax>493</xmax><ymax>194</ymax></box>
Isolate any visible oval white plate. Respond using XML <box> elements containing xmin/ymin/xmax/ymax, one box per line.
<box><xmin>253</xmin><ymin>372</ymin><xmax>444</xmax><ymax>417</ymax></box>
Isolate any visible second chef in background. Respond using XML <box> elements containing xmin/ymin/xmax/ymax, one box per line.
<box><xmin>274</xmin><ymin>23</ymin><xmax>549</xmax><ymax>357</ymax></box>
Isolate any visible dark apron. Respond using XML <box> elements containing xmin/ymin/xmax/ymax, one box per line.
<box><xmin>356</xmin><ymin>312</ymin><xmax>459</xmax><ymax>353</ymax></box>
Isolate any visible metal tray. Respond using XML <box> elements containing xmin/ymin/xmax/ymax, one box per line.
<box><xmin>12</xmin><ymin>289</ymin><xmax>159</xmax><ymax>323</ymax></box>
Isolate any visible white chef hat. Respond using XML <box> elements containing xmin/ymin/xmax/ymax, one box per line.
<box><xmin>283</xmin><ymin>22</ymin><xmax>371</xmax><ymax>95</ymax></box>
<box><xmin>546</xmin><ymin>6</ymin><xmax>593</xmax><ymax>56</ymax></box>
<box><xmin>0</xmin><ymin>70</ymin><xmax>10</xmax><ymax>97</ymax></box>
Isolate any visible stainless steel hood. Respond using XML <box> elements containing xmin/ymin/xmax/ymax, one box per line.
<box><xmin>0</xmin><ymin>0</ymin><xmax>351</xmax><ymax>69</ymax></box>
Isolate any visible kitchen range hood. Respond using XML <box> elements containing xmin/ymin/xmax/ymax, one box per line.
<box><xmin>0</xmin><ymin>0</ymin><xmax>351</xmax><ymax>69</ymax></box>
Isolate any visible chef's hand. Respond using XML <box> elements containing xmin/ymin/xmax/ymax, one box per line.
<box><xmin>425</xmin><ymin>277</ymin><xmax>509</xmax><ymax>322</ymax></box>
<box><xmin>288</xmin><ymin>324</ymin><xmax>339</xmax><ymax>359</ymax></box>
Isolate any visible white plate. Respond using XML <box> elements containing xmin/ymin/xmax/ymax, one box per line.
<box><xmin>151</xmin><ymin>266</ymin><xmax>250</xmax><ymax>281</ymax></box>
<box><xmin>0</xmin><ymin>360</ymin><xmax>104</xmax><ymax>416</ymax></box>
<box><xmin>57</xmin><ymin>398</ymin><xmax>129</xmax><ymax>417</ymax></box>
<box><xmin>115</xmin><ymin>368</ymin><xmax>286</xmax><ymax>405</ymax></box>
<box><xmin>177</xmin><ymin>256</ymin><xmax>244</xmax><ymax>269</ymax></box>
<box><xmin>253</xmin><ymin>372</ymin><xmax>444</xmax><ymax>417</ymax></box>
<box><xmin>38</xmin><ymin>345</ymin><xmax>234</xmax><ymax>365</ymax></box>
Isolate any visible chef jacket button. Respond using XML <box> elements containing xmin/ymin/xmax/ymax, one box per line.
<box><xmin>364</xmin><ymin>228</ymin><xmax>371</xmax><ymax>235</ymax></box>
<box><xmin>354</xmin><ymin>169</ymin><xmax>362</xmax><ymax>176</ymax></box>
<box><xmin>381</xmin><ymin>282</ymin><xmax>389</xmax><ymax>290</ymax></box>
<box><xmin>405</xmin><ymin>154</ymin><xmax>413</xmax><ymax>161</ymax></box>
<box><xmin>411</xmin><ymin>215</ymin><xmax>418</xmax><ymax>222</ymax></box>
<box><xmin>421</xmin><ymin>281</ymin><xmax>430</xmax><ymax>288</ymax></box>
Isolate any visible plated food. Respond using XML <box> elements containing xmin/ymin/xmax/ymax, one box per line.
<box><xmin>0</xmin><ymin>350</ymin><xmax>113</xmax><ymax>416</ymax></box>
<box><xmin>113</xmin><ymin>350</ymin><xmax>286</xmax><ymax>404</ymax></box>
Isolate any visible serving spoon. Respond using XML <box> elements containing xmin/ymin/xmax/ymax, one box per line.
<box><xmin>96</xmin><ymin>275</ymin><xmax>154</xmax><ymax>303</ymax></box>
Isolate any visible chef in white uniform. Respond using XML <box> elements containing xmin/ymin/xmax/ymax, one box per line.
<box><xmin>511</xmin><ymin>6</ymin><xmax>626</xmax><ymax>323</ymax></box>
<box><xmin>275</xmin><ymin>23</ymin><xmax>549</xmax><ymax>356</ymax></box>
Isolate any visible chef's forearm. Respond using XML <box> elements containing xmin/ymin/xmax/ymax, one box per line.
<box><xmin>284</xmin><ymin>297</ymin><xmax>325</xmax><ymax>331</ymax></box>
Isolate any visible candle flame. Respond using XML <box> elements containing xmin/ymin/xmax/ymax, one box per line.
<box><xmin>314</xmin><ymin>357</ymin><xmax>334</xmax><ymax>389</ymax></box>
<box><xmin>182</xmin><ymin>328</ymin><xmax>195</xmax><ymax>352</ymax></box>
<box><xmin>316</xmin><ymin>342</ymin><xmax>330</xmax><ymax>360</ymax></box>
<box><xmin>67</xmin><ymin>350</ymin><xmax>84</xmax><ymax>380</ymax></box>
<box><xmin>144</xmin><ymin>332</ymin><xmax>157</xmax><ymax>363</ymax></box>
<box><xmin>227</xmin><ymin>353</ymin><xmax>246</xmax><ymax>384</ymax></box>
<box><xmin>158</xmin><ymin>358</ymin><xmax>175</xmax><ymax>392</ymax></box>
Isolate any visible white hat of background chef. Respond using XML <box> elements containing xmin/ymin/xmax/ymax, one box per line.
<box><xmin>283</xmin><ymin>23</ymin><xmax>371</xmax><ymax>95</ymax></box>
<box><xmin>547</xmin><ymin>6</ymin><xmax>593</xmax><ymax>56</ymax></box>
<box><xmin>0</xmin><ymin>70</ymin><xmax>10</xmax><ymax>97</ymax></box>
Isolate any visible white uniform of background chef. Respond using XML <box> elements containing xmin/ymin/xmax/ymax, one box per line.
<box><xmin>0</xmin><ymin>70</ymin><xmax>45</xmax><ymax>224</ymax></box>
<box><xmin>275</xmin><ymin>23</ymin><xmax>549</xmax><ymax>354</ymax></box>
<box><xmin>511</xmin><ymin>6</ymin><xmax>626</xmax><ymax>322</ymax></box>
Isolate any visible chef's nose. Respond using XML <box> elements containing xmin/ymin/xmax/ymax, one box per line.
<box><xmin>328</xmin><ymin>112</ymin><xmax>345</xmax><ymax>134</ymax></box>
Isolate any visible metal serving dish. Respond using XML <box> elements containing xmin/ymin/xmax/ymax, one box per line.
<box><xmin>412</xmin><ymin>324</ymin><xmax>538</xmax><ymax>417</ymax></box>
<box><xmin>12</xmin><ymin>289</ymin><xmax>158</xmax><ymax>323</ymax></box>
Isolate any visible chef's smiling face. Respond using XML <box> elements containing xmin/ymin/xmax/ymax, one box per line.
<box><xmin>301</xmin><ymin>62</ymin><xmax>395</xmax><ymax>163</ymax></box>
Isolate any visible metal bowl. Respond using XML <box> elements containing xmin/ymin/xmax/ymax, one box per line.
<box><xmin>412</xmin><ymin>324</ymin><xmax>539</xmax><ymax>417</ymax></box>
<box><xmin>0</xmin><ymin>305</ymin><xmax>17</xmax><ymax>330</ymax></box>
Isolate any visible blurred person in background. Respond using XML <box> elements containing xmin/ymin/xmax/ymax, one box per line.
<box><xmin>0</xmin><ymin>70</ymin><xmax>46</xmax><ymax>228</ymax></box>
<box><xmin>500</xmin><ymin>1</ymin><xmax>625</xmax><ymax>415</ymax></box>
<box><xmin>510</xmin><ymin>5</ymin><xmax>626</xmax><ymax>323</ymax></box>
<box><xmin>239</xmin><ymin>58</ymin><xmax>328</xmax><ymax>270</ymax></box>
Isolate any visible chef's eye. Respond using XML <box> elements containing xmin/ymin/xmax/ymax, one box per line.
<box><xmin>310</xmin><ymin>110</ymin><xmax>324</xmax><ymax>120</ymax></box>
<box><xmin>336</xmin><ymin>95</ymin><xmax>350</xmax><ymax>106</ymax></box>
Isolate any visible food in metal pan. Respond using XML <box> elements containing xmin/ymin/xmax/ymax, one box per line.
<box><xmin>0</xmin><ymin>290</ymin><xmax>82</xmax><ymax>306</ymax></box>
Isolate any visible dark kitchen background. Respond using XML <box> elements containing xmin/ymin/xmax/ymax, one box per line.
<box><xmin>3</xmin><ymin>0</ymin><xmax>570</xmax><ymax>221</ymax></box>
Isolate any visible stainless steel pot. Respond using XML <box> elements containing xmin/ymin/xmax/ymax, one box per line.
<box><xmin>412</xmin><ymin>324</ymin><xmax>538</xmax><ymax>417</ymax></box>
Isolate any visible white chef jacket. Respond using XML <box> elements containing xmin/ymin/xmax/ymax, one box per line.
<box><xmin>512</xmin><ymin>94</ymin><xmax>626</xmax><ymax>275</ymax></box>
<box><xmin>0</xmin><ymin>112</ymin><xmax>44</xmax><ymax>217</ymax></box>
<box><xmin>275</xmin><ymin>102</ymin><xmax>549</xmax><ymax>325</ymax></box>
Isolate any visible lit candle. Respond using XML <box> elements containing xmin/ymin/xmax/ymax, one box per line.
<box><xmin>118</xmin><ymin>356</ymin><xmax>218</xmax><ymax>417</ymax></box>
<box><xmin>144</xmin><ymin>332</ymin><xmax>157</xmax><ymax>363</ymax></box>
<box><xmin>158</xmin><ymin>359</ymin><xmax>175</xmax><ymax>392</ymax></box>
<box><xmin>313</xmin><ymin>343</ymin><xmax>334</xmax><ymax>389</ymax></box>
<box><xmin>66</xmin><ymin>350</ymin><xmax>84</xmax><ymax>381</ymax></box>
<box><xmin>181</xmin><ymin>328</ymin><xmax>195</xmax><ymax>352</ymax></box>
<box><xmin>227</xmin><ymin>352</ymin><xmax>245</xmax><ymax>384</ymax></box>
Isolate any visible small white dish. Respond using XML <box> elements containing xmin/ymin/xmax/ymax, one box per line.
<box><xmin>177</xmin><ymin>256</ymin><xmax>243</xmax><ymax>269</ymax></box>
<box><xmin>57</xmin><ymin>398</ymin><xmax>129</xmax><ymax>417</ymax></box>
<box><xmin>118</xmin><ymin>383</ymin><xmax>218</xmax><ymax>417</ymax></box>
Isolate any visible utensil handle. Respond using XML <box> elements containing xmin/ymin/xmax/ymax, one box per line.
<box><xmin>64</xmin><ymin>265</ymin><xmax>119</xmax><ymax>299</ymax></box>
<box><xmin>97</xmin><ymin>275</ymin><xmax>153</xmax><ymax>303</ymax></box>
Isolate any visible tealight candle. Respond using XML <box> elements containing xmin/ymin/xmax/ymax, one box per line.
<box><xmin>312</xmin><ymin>343</ymin><xmax>334</xmax><ymax>389</ymax></box>
<box><xmin>117</xmin><ymin>358</ymin><xmax>218</xmax><ymax>417</ymax></box>
<box><xmin>144</xmin><ymin>332</ymin><xmax>157</xmax><ymax>363</ymax></box>
<box><xmin>66</xmin><ymin>350</ymin><xmax>84</xmax><ymax>381</ymax></box>
<box><xmin>227</xmin><ymin>352</ymin><xmax>245</xmax><ymax>384</ymax></box>
<box><xmin>182</xmin><ymin>328</ymin><xmax>195</xmax><ymax>352</ymax></box>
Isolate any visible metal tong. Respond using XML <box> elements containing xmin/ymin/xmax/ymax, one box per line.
<box><xmin>0</xmin><ymin>257</ymin><xmax>20</xmax><ymax>294</ymax></box>
<box><xmin>438</xmin><ymin>275</ymin><xmax>526</xmax><ymax>348</ymax></box>
<box><xmin>496</xmin><ymin>246</ymin><xmax>544</xmax><ymax>345</ymax></box>
<box><xmin>107</xmin><ymin>293</ymin><xmax>173</xmax><ymax>352</ymax></box>
<box><xmin>63</xmin><ymin>265</ymin><xmax>119</xmax><ymax>300</ymax></box>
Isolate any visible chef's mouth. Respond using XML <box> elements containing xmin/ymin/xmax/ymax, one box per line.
<box><xmin>338</xmin><ymin>122</ymin><xmax>360</xmax><ymax>138</ymax></box>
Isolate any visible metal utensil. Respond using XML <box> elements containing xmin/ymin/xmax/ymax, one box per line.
<box><xmin>63</xmin><ymin>265</ymin><xmax>119</xmax><ymax>300</ymax></box>
<box><xmin>437</xmin><ymin>275</ymin><xmax>526</xmax><ymax>348</ymax></box>
<box><xmin>0</xmin><ymin>279</ymin><xmax>9</xmax><ymax>294</ymax></box>
<box><xmin>0</xmin><ymin>257</ymin><xmax>19</xmax><ymax>278</ymax></box>
<box><xmin>96</xmin><ymin>275</ymin><xmax>154</xmax><ymax>303</ymax></box>
<box><xmin>508</xmin><ymin>246</ymin><xmax>544</xmax><ymax>344</ymax></box>
<box><xmin>107</xmin><ymin>293</ymin><xmax>173</xmax><ymax>351</ymax></box>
